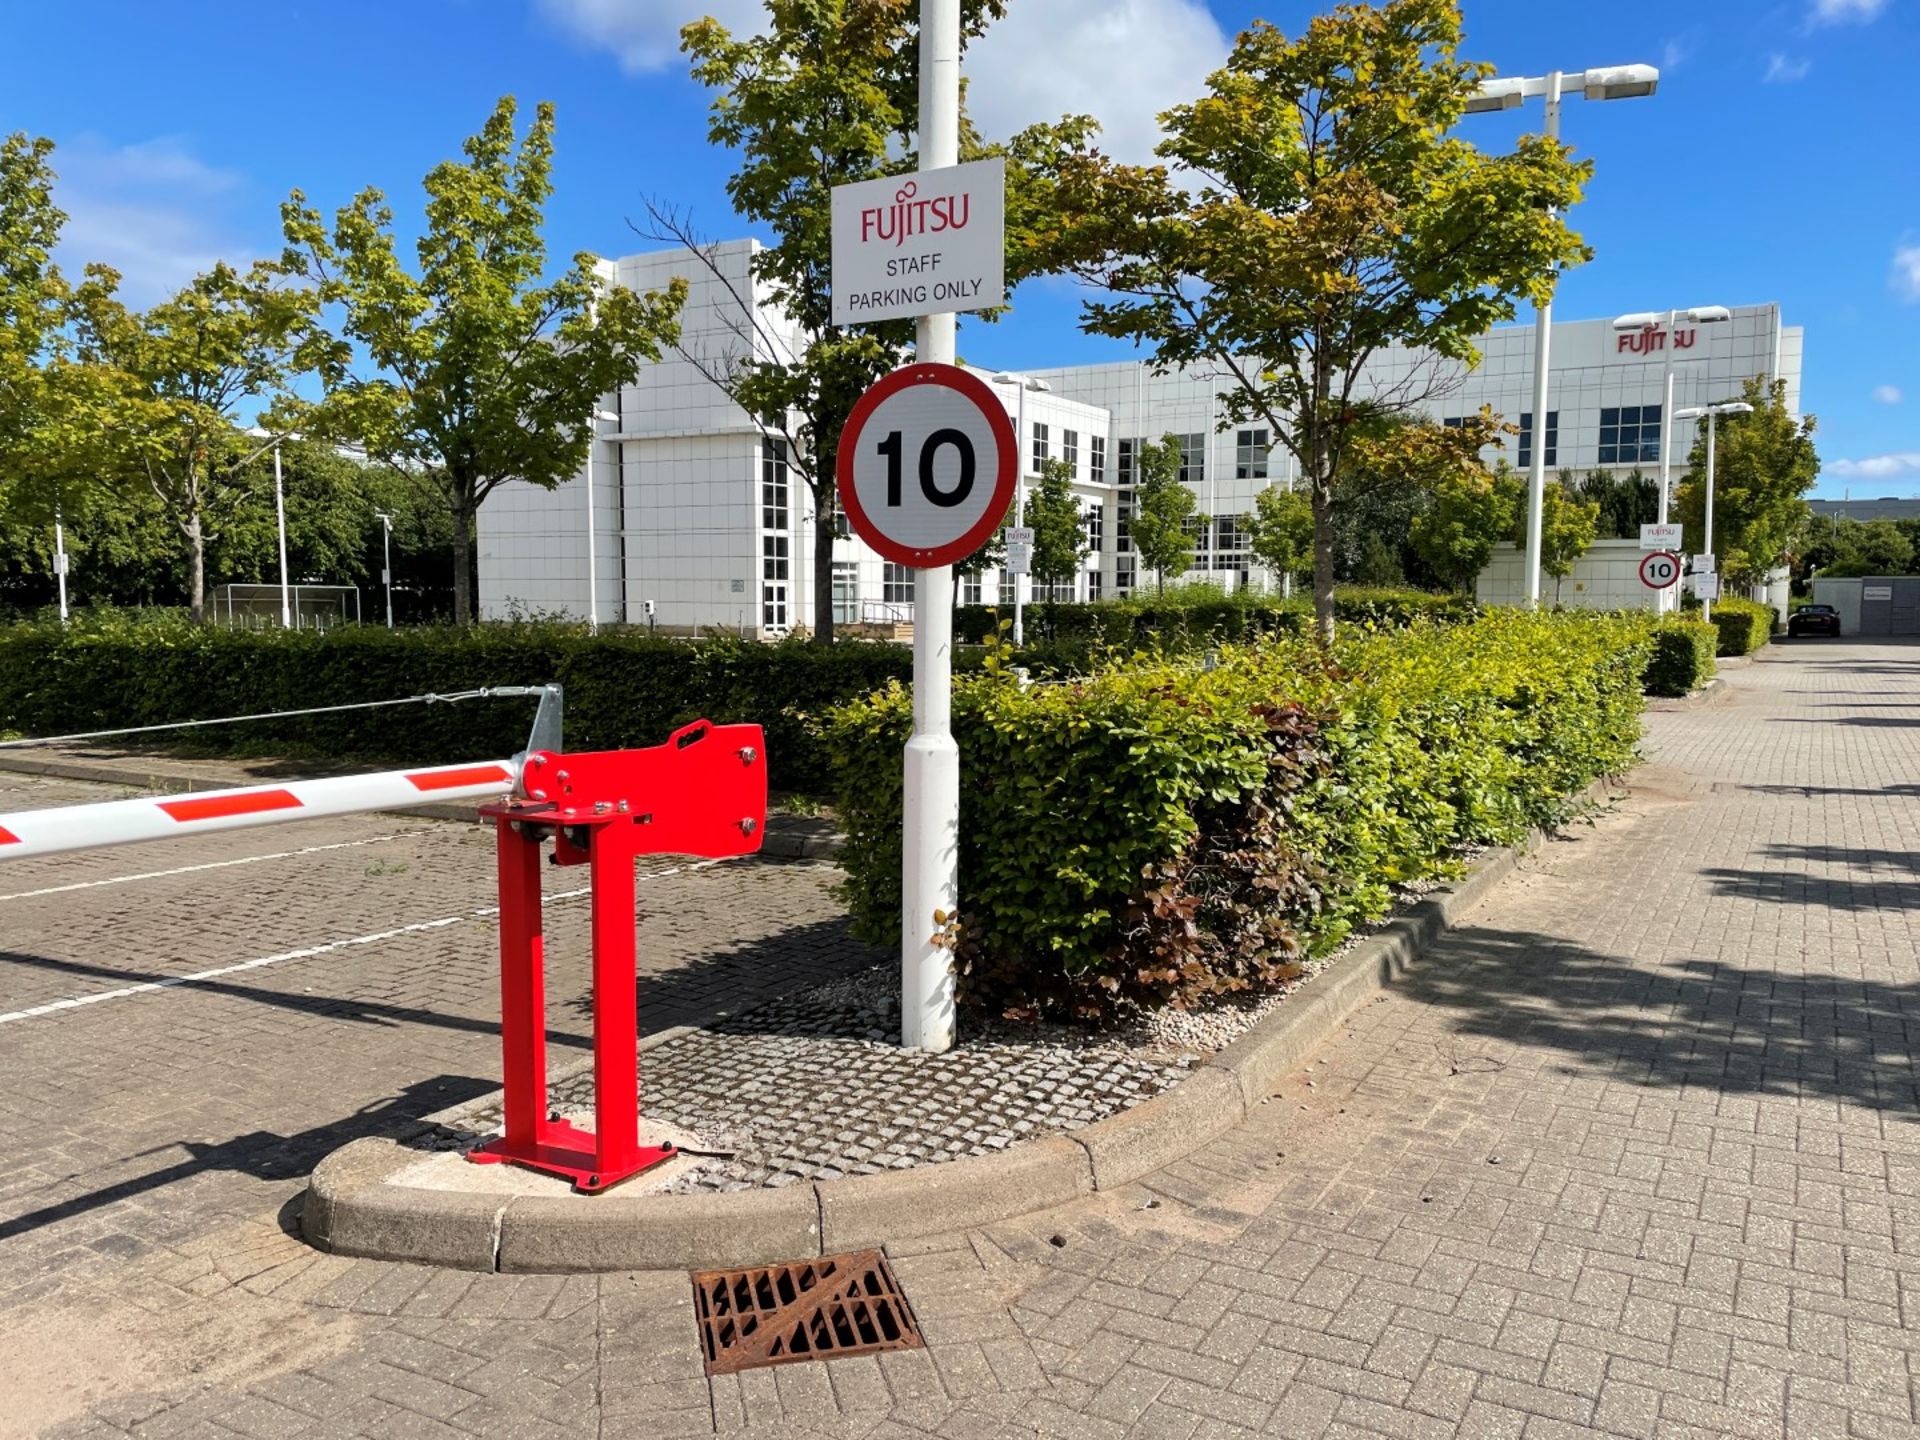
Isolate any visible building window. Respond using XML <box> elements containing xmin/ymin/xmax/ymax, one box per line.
<box><xmin>1441</xmin><ymin>416</ymin><xmax>1467</xmax><ymax>430</ymax></box>
<box><xmin>998</xmin><ymin>573</ymin><xmax>1016</xmax><ymax>605</ymax></box>
<box><xmin>1116</xmin><ymin>437</ymin><xmax>1136</xmax><ymax>488</ymax></box>
<box><xmin>1212</xmin><ymin>515</ymin><xmax>1250</xmax><ymax>577</ymax></box>
<box><xmin>883</xmin><ymin>563</ymin><xmax>915</xmax><ymax>606</ymax></box>
<box><xmin>1517</xmin><ymin>411</ymin><xmax>1559</xmax><ymax>469</ymax></box>
<box><xmin>1085</xmin><ymin>503</ymin><xmax>1105</xmax><ymax>557</ymax></box>
<box><xmin>1115</xmin><ymin>559</ymin><xmax>1136</xmax><ymax>597</ymax></box>
<box><xmin>1031</xmin><ymin>421</ymin><xmax>1049</xmax><ymax>473</ymax></box>
<box><xmin>761</xmin><ymin>535</ymin><xmax>789</xmax><ymax>628</ymax></box>
<box><xmin>761</xmin><ymin>438</ymin><xmax>789</xmax><ymax>531</ymax></box>
<box><xmin>1062</xmin><ymin>429</ymin><xmax>1079</xmax><ymax>475</ymax></box>
<box><xmin>1090</xmin><ymin>435</ymin><xmax>1106</xmax><ymax>486</ymax></box>
<box><xmin>1176</xmin><ymin>433</ymin><xmax>1205</xmax><ymax>485</ymax></box>
<box><xmin>1598</xmin><ymin>405</ymin><xmax>1661</xmax><ymax>465</ymax></box>
<box><xmin>1087</xmin><ymin>570</ymin><xmax>1103</xmax><ymax>602</ymax></box>
<box><xmin>960</xmin><ymin>573</ymin><xmax>982</xmax><ymax>606</ymax></box>
<box><xmin>832</xmin><ymin>560</ymin><xmax>859</xmax><ymax>626</ymax></box>
<box><xmin>1116</xmin><ymin>489</ymin><xmax>1134</xmax><ymax>554</ymax></box>
<box><xmin>1235</xmin><ymin>429</ymin><xmax>1270</xmax><ymax>480</ymax></box>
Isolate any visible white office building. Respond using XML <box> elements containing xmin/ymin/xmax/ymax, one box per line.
<box><xmin>478</xmin><ymin>241</ymin><xmax>1802</xmax><ymax>632</ymax></box>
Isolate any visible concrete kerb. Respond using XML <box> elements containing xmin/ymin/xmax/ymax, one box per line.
<box><xmin>301</xmin><ymin>780</ymin><xmax>1619</xmax><ymax>1274</ymax></box>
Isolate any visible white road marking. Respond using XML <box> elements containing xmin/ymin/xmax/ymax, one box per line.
<box><xmin>0</xmin><ymin>832</ymin><xmax>427</xmax><ymax>903</ymax></box>
<box><xmin>0</xmin><ymin>857</ymin><xmax>732</xmax><ymax>1027</ymax></box>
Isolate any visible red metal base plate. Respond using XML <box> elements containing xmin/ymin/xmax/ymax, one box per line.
<box><xmin>467</xmin><ymin>1117</ymin><xmax>677</xmax><ymax>1194</ymax></box>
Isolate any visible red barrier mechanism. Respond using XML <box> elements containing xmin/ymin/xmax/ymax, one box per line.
<box><xmin>469</xmin><ymin>715</ymin><xmax>767</xmax><ymax>1193</ymax></box>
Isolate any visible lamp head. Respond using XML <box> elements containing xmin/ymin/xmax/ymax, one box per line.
<box><xmin>1580</xmin><ymin>64</ymin><xmax>1659</xmax><ymax>101</ymax></box>
<box><xmin>1465</xmin><ymin>78</ymin><xmax>1528</xmax><ymax>113</ymax></box>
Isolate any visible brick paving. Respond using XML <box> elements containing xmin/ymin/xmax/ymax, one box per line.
<box><xmin>9</xmin><ymin>638</ymin><xmax>1920</xmax><ymax>1438</ymax></box>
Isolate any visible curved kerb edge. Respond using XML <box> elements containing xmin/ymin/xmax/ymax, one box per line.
<box><xmin>302</xmin><ymin>780</ymin><xmax>1613</xmax><ymax>1274</ymax></box>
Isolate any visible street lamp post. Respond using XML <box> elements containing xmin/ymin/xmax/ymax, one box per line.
<box><xmin>272</xmin><ymin>438</ymin><xmax>292</xmax><ymax>629</ymax></box>
<box><xmin>1612</xmin><ymin>305</ymin><xmax>1732</xmax><ymax>611</ymax></box>
<box><xmin>374</xmin><ymin>511</ymin><xmax>395</xmax><ymax>628</ymax></box>
<box><xmin>1466</xmin><ymin>63</ymin><xmax>1659</xmax><ymax>609</ymax></box>
<box><xmin>1675</xmin><ymin>401</ymin><xmax>1753</xmax><ymax>624</ymax></box>
<box><xmin>991</xmin><ymin>372</ymin><xmax>1051</xmax><ymax>645</ymax></box>
<box><xmin>584</xmin><ymin>408</ymin><xmax>620</xmax><ymax>633</ymax></box>
<box><xmin>52</xmin><ymin>505</ymin><xmax>69</xmax><ymax>624</ymax></box>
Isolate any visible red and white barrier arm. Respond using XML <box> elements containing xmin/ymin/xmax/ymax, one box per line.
<box><xmin>0</xmin><ymin>760</ymin><xmax>518</xmax><ymax>862</ymax></box>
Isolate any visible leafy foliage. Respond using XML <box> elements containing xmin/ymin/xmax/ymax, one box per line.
<box><xmin>1128</xmin><ymin>433</ymin><xmax>1202</xmax><ymax>590</ymax></box>
<box><xmin>1804</xmin><ymin>517</ymin><xmax>1915</xmax><ymax>579</ymax></box>
<box><xmin>0</xmin><ymin>615</ymin><xmax>911</xmax><ymax>793</ymax></box>
<box><xmin>1642</xmin><ymin>617</ymin><xmax>1716</xmax><ymax>697</ymax></box>
<box><xmin>1245</xmin><ymin>486</ymin><xmax>1313</xmax><ymax>585</ymax></box>
<box><xmin>825</xmin><ymin>610</ymin><xmax>1648</xmax><ymax>1018</ymax></box>
<box><xmin>1024</xmin><ymin>457</ymin><xmax>1091</xmax><ymax>591</ymax></box>
<box><xmin>282</xmin><ymin>97</ymin><xmax>686</xmax><ymax>623</ymax></box>
<box><xmin>953</xmin><ymin>585</ymin><xmax>1474</xmax><ymax>647</ymax></box>
<box><xmin>1674</xmin><ymin>376</ymin><xmax>1818</xmax><ymax>588</ymax></box>
<box><xmin>1035</xmin><ymin>0</ymin><xmax>1590</xmax><ymax>641</ymax></box>
<box><xmin>1705</xmin><ymin>596</ymin><xmax>1774</xmax><ymax>657</ymax></box>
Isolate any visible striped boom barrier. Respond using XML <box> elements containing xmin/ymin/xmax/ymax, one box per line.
<box><xmin>0</xmin><ymin>760</ymin><xmax>519</xmax><ymax>861</ymax></box>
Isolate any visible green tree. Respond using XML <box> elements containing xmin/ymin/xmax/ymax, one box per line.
<box><xmin>1674</xmin><ymin>376</ymin><xmax>1818</xmax><ymax>588</ymax></box>
<box><xmin>1535</xmin><ymin>479</ymin><xmax>1599</xmax><ymax>602</ymax></box>
<box><xmin>73</xmin><ymin>262</ymin><xmax>321</xmax><ymax>622</ymax></box>
<box><xmin>1411</xmin><ymin>466</ymin><xmax>1517</xmax><ymax>592</ymax></box>
<box><xmin>1039</xmin><ymin>0</ymin><xmax>1588</xmax><ymax>641</ymax></box>
<box><xmin>282</xmin><ymin>97</ymin><xmax>686</xmax><ymax>624</ymax></box>
<box><xmin>1130</xmin><ymin>433</ymin><xmax>1204</xmax><ymax>592</ymax></box>
<box><xmin>1245</xmin><ymin>486</ymin><xmax>1313</xmax><ymax>587</ymax></box>
<box><xmin>1810</xmin><ymin>518</ymin><xmax>1913</xmax><ymax>579</ymax></box>
<box><xmin>1025</xmin><ymin>456</ymin><xmax>1091</xmax><ymax>595</ymax></box>
<box><xmin>1571</xmin><ymin>466</ymin><xmax>1658</xmax><ymax>540</ymax></box>
<box><xmin>664</xmin><ymin>0</ymin><xmax>1073</xmax><ymax>643</ymax></box>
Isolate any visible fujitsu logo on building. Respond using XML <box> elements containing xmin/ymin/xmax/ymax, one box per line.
<box><xmin>1617</xmin><ymin>325</ymin><xmax>1699</xmax><ymax>355</ymax></box>
<box><xmin>860</xmin><ymin>181</ymin><xmax>972</xmax><ymax>248</ymax></box>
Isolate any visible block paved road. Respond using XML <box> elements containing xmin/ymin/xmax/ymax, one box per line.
<box><xmin>10</xmin><ymin>638</ymin><xmax>1920</xmax><ymax>1439</ymax></box>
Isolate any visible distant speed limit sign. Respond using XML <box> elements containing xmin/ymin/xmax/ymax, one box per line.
<box><xmin>1639</xmin><ymin>550</ymin><xmax>1682</xmax><ymax>590</ymax></box>
<box><xmin>837</xmin><ymin>363</ymin><xmax>1017</xmax><ymax>568</ymax></box>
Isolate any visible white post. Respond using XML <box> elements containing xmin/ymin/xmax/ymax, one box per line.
<box><xmin>1013</xmin><ymin>384</ymin><xmax>1027</xmax><ymax>646</ymax></box>
<box><xmin>1522</xmin><ymin>71</ymin><xmax>1562</xmax><ymax>611</ymax></box>
<box><xmin>1656</xmin><ymin>311</ymin><xmax>1677</xmax><ymax>613</ymax></box>
<box><xmin>274</xmin><ymin>441</ymin><xmax>292</xmax><ymax>629</ymax></box>
<box><xmin>1702</xmin><ymin>410</ymin><xmax>1717</xmax><ymax>626</ymax></box>
<box><xmin>53</xmin><ymin>507</ymin><xmax>69</xmax><ymax>624</ymax></box>
<box><xmin>901</xmin><ymin>0</ymin><xmax>961</xmax><ymax>1054</ymax></box>
<box><xmin>584</xmin><ymin>430</ymin><xmax>600</xmax><ymax>634</ymax></box>
<box><xmin>379</xmin><ymin>513</ymin><xmax>395</xmax><ymax>628</ymax></box>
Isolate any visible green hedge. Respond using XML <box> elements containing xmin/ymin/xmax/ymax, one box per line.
<box><xmin>1707</xmin><ymin>597</ymin><xmax>1775</xmax><ymax>657</ymax></box>
<box><xmin>0</xmin><ymin>613</ymin><xmax>910</xmax><ymax>794</ymax></box>
<box><xmin>1642</xmin><ymin>618</ymin><xmax>1718</xmax><ymax>697</ymax></box>
<box><xmin>954</xmin><ymin>585</ymin><xmax>1474</xmax><ymax>647</ymax></box>
<box><xmin>824</xmin><ymin>610</ymin><xmax>1648</xmax><ymax>1018</ymax></box>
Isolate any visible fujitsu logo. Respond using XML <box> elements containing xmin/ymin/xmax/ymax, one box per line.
<box><xmin>860</xmin><ymin>181</ymin><xmax>972</xmax><ymax>248</ymax></box>
<box><xmin>1617</xmin><ymin>325</ymin><xmax>1698</xmax><ymax>355</ymax></box>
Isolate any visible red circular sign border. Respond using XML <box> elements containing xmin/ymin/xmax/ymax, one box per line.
<box><xmin>1639</xmin><ymin>550</ymin><xmax>1681</xmax><ymax>590</ymax></box>
<box><xmin>836</xmin><ymin>363</ymin><xmax>1020</xmax><ymax>569</ymax></box>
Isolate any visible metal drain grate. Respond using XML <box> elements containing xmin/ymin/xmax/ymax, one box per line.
<box><xmin>692</xmin><ymin>1250</ymin><xmax>925</xmax><ymax>1375</ymax></box>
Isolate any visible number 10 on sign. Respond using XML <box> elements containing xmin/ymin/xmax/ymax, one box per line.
<box><xmin>837</xmin><ymin>365</ymin><xmax>1017</xmax><ymax>569</ymax></box>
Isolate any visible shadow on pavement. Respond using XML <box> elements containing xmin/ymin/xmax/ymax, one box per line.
<box><xmin>0</xmin><ymin>1075</ymin><xmax>495</xmax><ymax>1243</ymax></box>
<box><xmin>1410</xmin><ymin>927</ymin><xmax>1920</xmax><ymax>1114</ymax></box>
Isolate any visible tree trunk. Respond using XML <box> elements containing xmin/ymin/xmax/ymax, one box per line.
<box><xmin>451</xmin><ymin>494</ymin><xmax>474</xmax><ymax>626</ymax></box>
<box><xmin>1311</xmin><ymin>479</ymin><xmax>1336</xmax><ymax>647</ymax></box>
<box><xmin>811</xmin><ymin>478</ymin><xmax>836</xmax><ymax>646</ymax></box>
<box><xmin>186</xmin><ymin>510</ymin><xmax>207</xmax><ymax>625</ymax></box>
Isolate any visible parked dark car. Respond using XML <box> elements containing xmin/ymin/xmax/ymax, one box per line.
<box><xmin>1788</xmin><ymin>604</ymin><xmax>1841</xmax><ymax>637</ymax></box>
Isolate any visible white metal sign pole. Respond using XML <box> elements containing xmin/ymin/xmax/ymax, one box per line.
<box><xmin>1522</xmin><ymin>71</ymin><xmax>1562</xmax><ymax>612</ymax></box>
<box><xmin>901</xmin><ymin>0</ymin><xmax>961</xmax><ymax>1053</ymax></box>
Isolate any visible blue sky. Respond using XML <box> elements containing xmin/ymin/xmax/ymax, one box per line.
<box><xmin>5</xmin><ymin>0</ymin><xmax>1916</xmax><ymax>497</ymax></box>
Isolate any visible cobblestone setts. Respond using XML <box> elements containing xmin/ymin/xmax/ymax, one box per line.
<box><xmin>14</xmin><ymin>638</ymin><xmax>1920</xmax><ymax>1440</ymax></box>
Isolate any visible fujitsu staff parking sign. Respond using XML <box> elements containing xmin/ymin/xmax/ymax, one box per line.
<box><xmin>830</xmin><ymin>159</ymin><xmax>1005</xmax><ymax>327</ymax></box>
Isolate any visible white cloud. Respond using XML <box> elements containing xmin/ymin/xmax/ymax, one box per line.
<box><xmin>1809</xmin><ymin>0</ymin><xmax>1889</xmax><ymax>23</ymax></box>
<box><xmin>1830</xmin><ymin>452</ymin><xmax>1920</xmax><ymax>479</ymax></box>
<box><xmin>50</xmin><ymin>135</ymin><xmax>253</xmax><ymax>306</ymax></box>
<box><xmin>536</xmin><ymin>0</ymin><xmax>1230</xmax><ymax>163</ymax></box>
<box><xmin>533</xmin><ymin>0</ymin><xmax>765</xmax><ymax>73</ymax></box>
<box><xmin>1764</xmin><ymin>53</ymin><xmax>1812</xmax><ymax>83</ymax></box>
<box><xmin>1894</xmin><ymin>242</ymin><xmax>1920</xmax><ymax>302</ymax></box>
<box><xmin>1875</xmin><ymin>384</ymin><xmax>1904</xmax><ymax>405</ymax></box>
<box><xmin>964</xmin><ymin>0</ymin><xmax>1228</xmax><ymax>161</ymax></box>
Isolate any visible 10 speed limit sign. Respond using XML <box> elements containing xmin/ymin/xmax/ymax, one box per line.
<box><xmin>1639</xmin><ymin>550</ymin><xmax>1682</xmax><ymax>590</ymax></box>
<box><xmin>837</xmin><ymin>364</ymin><xmax>1017</xmax><ymax>567</ymax></box>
